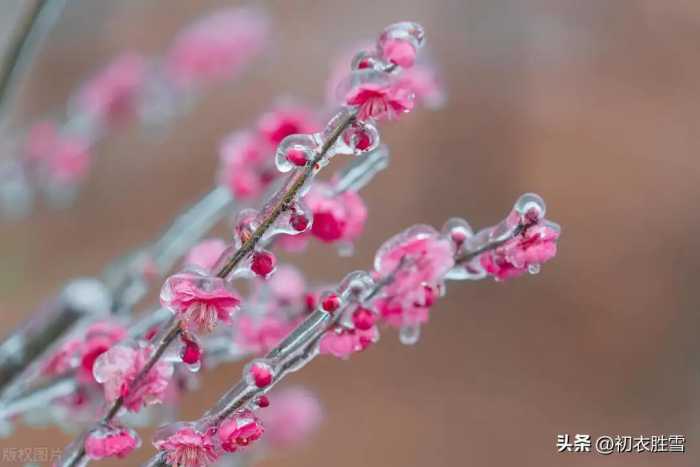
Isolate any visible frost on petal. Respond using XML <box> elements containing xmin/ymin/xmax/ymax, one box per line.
<box><xmin>155</xmin><ymin>424</ymin><xmax>219</xmax><ymax>467</ymax></box>
<box><xmin>161</xmin><ymin>272</ymin><xmax>240</xmax><ymax>334</ymax></box>
<box><xmin>260</xmin><ymin>387</ymin><xmax>323</xmax><ymax>448</ymax></box>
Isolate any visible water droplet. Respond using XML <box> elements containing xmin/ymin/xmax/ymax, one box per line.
<box><xmin>399</xmin><ymin>323</ymin><xmax>421</xmax><ymax>345</ymax></box>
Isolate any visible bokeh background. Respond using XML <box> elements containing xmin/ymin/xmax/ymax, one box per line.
<box><xmin>1</xmin><ymin>0</ymin><xmax>699</xmax><ymax>466</ymax></box>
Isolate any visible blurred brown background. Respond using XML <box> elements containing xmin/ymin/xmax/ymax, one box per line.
<box><xmin>1</xmin><ymin>0</ymin><xmax>699</xmax><ymax>466</ymax></box>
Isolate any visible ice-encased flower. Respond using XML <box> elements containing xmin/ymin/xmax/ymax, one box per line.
<box><xmin>161</xmin><ymin>271</ymin><xmax>240</xmax><ymax>334</ymax></box>
<box><xmin>93</xmin><ymin>344</ymin><xmax>174</xmax><ymax>412</ymax></box>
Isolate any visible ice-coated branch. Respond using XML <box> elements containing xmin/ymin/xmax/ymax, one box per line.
<box><xmin>0</xmin><ymin>188</ymin><xmax>234</xmax><ymax>404</ymax></box>
<box><xmin>143</xmin><ymin>193</ymin><xmax>560</xmax><ymax>467</ymax></box>
<box><xmin>0</xmin><ymin>121</ymin><xmax>391</xmax><ymax>424</ymax></box>
<box><xmin>57</xmin><ymin>21</ymin><xmax>427</xmax><ymax>466</ymax></box>
<box><xmin>59</xmin><ymin>112</ymin><xmax>353</xmax><ymax>467</ymax></box>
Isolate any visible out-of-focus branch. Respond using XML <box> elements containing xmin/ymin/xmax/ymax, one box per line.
<box><xmin>0</xmin><ymin>0</ymin><xmax>67</xmax><ymax>117</ymax></box>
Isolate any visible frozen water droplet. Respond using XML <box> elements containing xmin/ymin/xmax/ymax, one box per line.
<box><xmin>275</xmin><ymin>134</ymin><xmax>319</xmax><ymax>173</ymax></box>
<box><xmin>514</xmin><ymin>193</ymin><xmax>546</xmax><ymax>223</ymax></box>
<box><xmin>379</xmin><ymin>22</ymin><xmax>425</xmax><ymax>50</ymax></box>
<box><xmin>399</xmin><ymin>323</ymin><xmax>421</xmax><ymax>345</ymax></box>
<box><xmin>336</xmin><ymin>120</ymin><xmax>380</xmax><ymax>156</ymax></box>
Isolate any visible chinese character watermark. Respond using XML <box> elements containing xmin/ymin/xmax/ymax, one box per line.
<box><xmin>1</xmin><ymin>447</ymin><xmax>62</xmax><ymax>464</ymax></box>
<box><xmin>557</xmin><ymin>434</ymin><xmax>686</xmax><ymax>455</ymax></box>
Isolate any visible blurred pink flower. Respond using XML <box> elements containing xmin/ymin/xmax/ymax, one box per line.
<box><xmin>305</xmin><ymin>183</ymin><xmax>367</xmax><ymax>244</ymax></box>
<box><xmin>235</xmin><ymin>314</ymin><xmax>300</xmax><ymax>355</ymax></box>
<box><xmin>260</xmin><ymin>387</ymin><xmax>322</xmax><ymax>448</ymax></box>
<box><xmin>93</xmin><ymin>344</ymin><xmax>173</xmax><ymax>412</ymax></box>
<box><xmin>184</xmin><ymin>238</ymin><xmax>227</xmax><ymax>272</ymax></box>
<box><xmin>41</xmin><ymin>338</ymin><xmax>81</xmax><ymax>376</ymax></box>
<box><xmin>75</xmin><ymin>52</ymin><xmax>147</xmax><ymax>126</ymax></box>
<box><xmin>218</xmin><ymin>131</ymin><xmax>274</xmax><ymax>200</ymax></box>
<box><xmin>256</xmin><ymin>106</ymin><xmax>319</xmax><ymax>147</ymax></box>
<box><xmin>165</xmin><ymin>8</ymin><xmax>267</xmax><ymax>88</ymax></box>
<box><xmin>396</xmin><ymin>65</ymin><xmax>446</xmax><ymax>109</ymax></box>
<box><xmin>24</xmin><ymin>121</ymin><xmax>92</xmax><ymax>185</ymax></box>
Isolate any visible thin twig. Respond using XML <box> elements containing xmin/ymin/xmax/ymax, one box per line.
<box><xmin>0</xmin><ymin>0</ymin><xmax>66</xmax><ymax>116</ymax></box>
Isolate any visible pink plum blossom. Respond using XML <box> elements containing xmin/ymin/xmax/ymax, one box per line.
<box><xmin>74</xmin><ymin>52</ymin><xmax>147</xmax><ymax>126</ymax></box>
<box><xmin>267</xmin><ymin>265</ymin><xmax>306</xmax><ymax>305</ymax></box>
<box><xmin>218</xmin><ymin>131</ymin><xmax>274</xmax><ymax>200</ymax></box>
<box><xmin>165</xmin><ymin>8</ymin><xmax>267</xmax><ymax>88</ymax></box>
<box><xmin>305</xmin><ymin>183</ymin><xmax>367</xmax><ymax>244</ymax></box>
<box><xmin>217</xmin><ymin>409</ymin><xmax>264</xmax><ymax>453</ymax></box>
<box><xmin>47</xmin><ymin>134</ymin><xmax>91</xmax><ymax>184</ymax></box>
<box><xmin>256</xmin><ymin>106</ymin><xmax>320</xmax><ymax>147</ymax></box>
<box><xmin>92</xmin><ymin>344</ymin><xmax>174</xmax><ymax>412</ymax></box>
<box><xmin>346</xmin><ymin>81</ymin><xmax>414</xmax><ymax>121</ymax></box>
<box><xmin>78</xmin><ymin>321</ymin><xmax>127</xmax><ymax>382</ymax></box>
<box><xmin>480</xmin><ymin>223</ymin><xmax>560</xmax><ymax>281</ymax></box>
<box><xmin>319</xmin><ymin>325</ymin><xmax>378</xmax><ymax>358</ymax></box>
<box><xmin>259</xmin><ymin>387</ymin><xmax>322</xmax><ymax>448</ymax></box>
<box><xmin>24</xmin><ymin>121</ymin><xmax>92</xmax><ymax>185</ymax></box>
<box><xmin>40</xmin><ymin>321</ymin><xmax>126</xmax><ymax>380</ymax></box>
<box><xmin>396</xmin><ymin>65</ymin><xmax>446</xmax><ymax>109</ymax></box>
<box><xmin>41</xmin><ymin>338</ymin><xmax>81</xmax><ymax>376</ymax></box>
<box><xmin>234</xmin><ymin>314</ymin><xmax>300</xmax><ymax>355</ymax></box>
<box><xmin>373</xmin><ymin>227</ymin><xmax>455</xmax><ymax>328</ymax></box>
<box><xmin>276</xmin><ymin>230</ymin><xmax>311</xmax><ymax>253</ymax></box>
<box><xmin>84</xmin><ymin>424</ymin><xmax>140</xmax><ymax>460</ymax></box>
<box><xmin>185</xmin><ymin>238</ymin><xmax>227</xmax><ymax>272</ymax></box>
<box><xmin>154</xmin><ymin>425</ymin><xmax>219</xmax><ymax>467</ymax></box>
<box><xmin>160</xmin><ymin>272</ymin><xmax>240</xmax><ymax>334</ymax></box>
<box><xmin>379</xmin><ymin>38</ymin><xmax>417</xmax><ymax>68</ymax></box>
<box><xmin>24</xmin><ymin>120</ymin><xmax>58</xmax><ymax>164</ymax></box>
